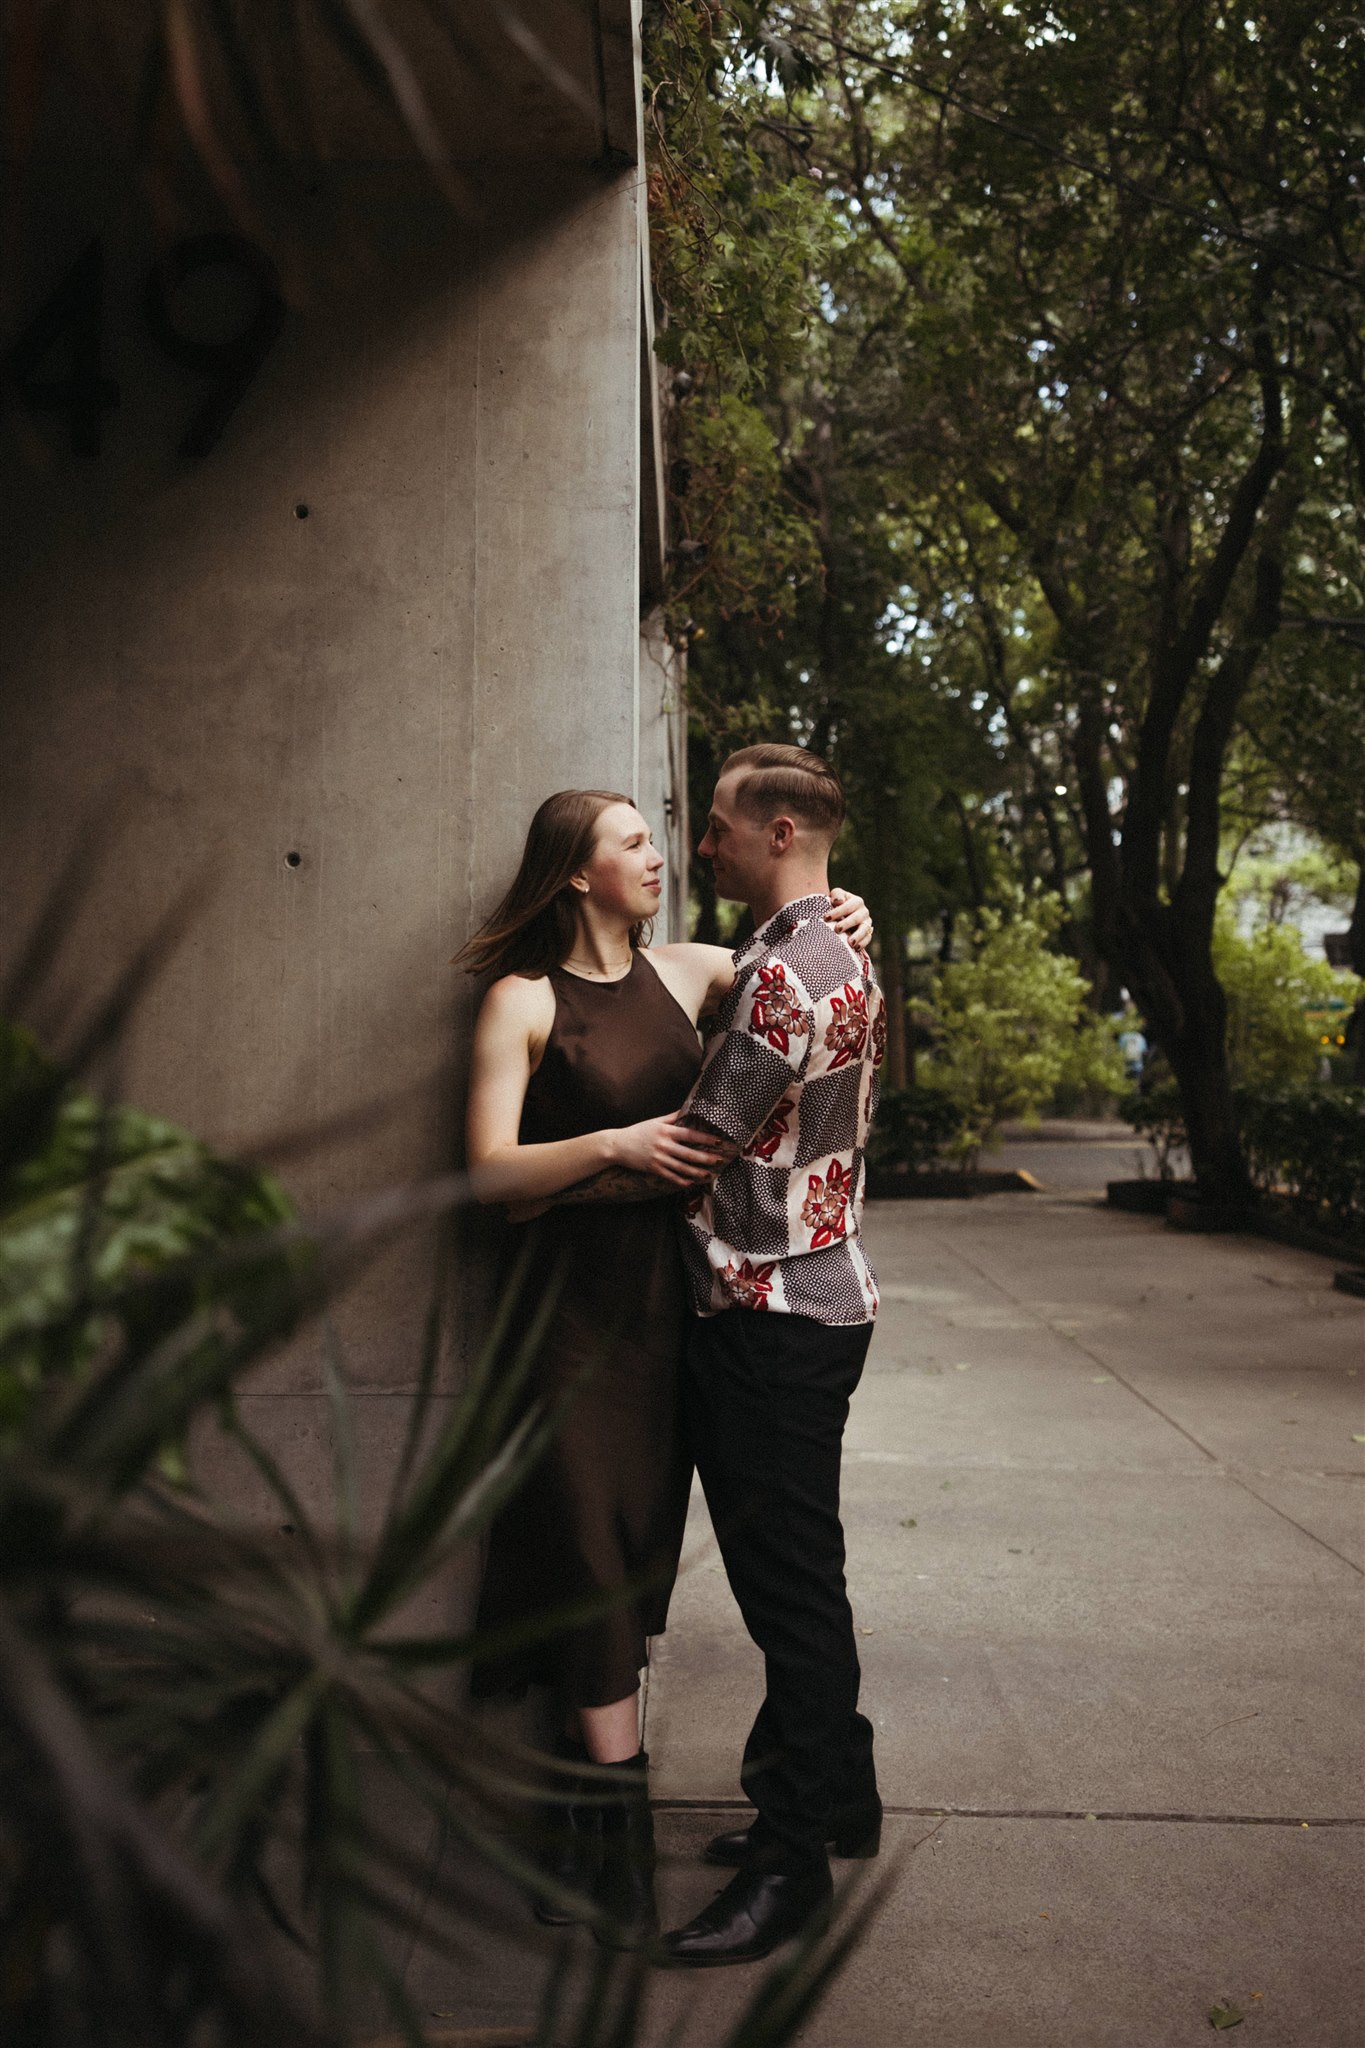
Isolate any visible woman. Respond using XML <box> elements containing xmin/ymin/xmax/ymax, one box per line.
<box><xmin>457</xmin><ymin>788</ymin><xmax>871</xmax><ymax>1943</ymax></box>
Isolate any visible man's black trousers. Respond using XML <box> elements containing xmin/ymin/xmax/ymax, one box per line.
<box><xmin>683</xmin><ymin>1306</ymin><xmax>878</xmax><ymax>1873</ymax></box>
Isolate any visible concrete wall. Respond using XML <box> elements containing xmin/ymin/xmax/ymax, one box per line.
<box><xmin>638</xmin><ymin>609</ymin><xmax>690</xmax><ymax>939</ymax></box>
<box><xmin>1</xmin><ymin>71</ymin><xmax>677</xmax><ymax>1591</ymax></box>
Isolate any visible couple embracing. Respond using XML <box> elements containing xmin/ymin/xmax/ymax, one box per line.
<box><xmin>459</xmin><ymin>743</ymin><xmax>886</xmax><ymax>1967</ymax></box>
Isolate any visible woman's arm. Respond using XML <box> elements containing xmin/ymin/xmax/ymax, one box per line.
<box><xmin>650</xmin><ymin>889</ymin><xmax>875</xmax><ymax>1024</ymax></box>
<box><xmin>828</xmin><ymin>886</ymin><xmax>874</xmax><ymax>952</ymax></box>
<box><xmin>465</xmin><ymin>975</ymin><xmax>730</xmax><ymax>1206</ymax></box>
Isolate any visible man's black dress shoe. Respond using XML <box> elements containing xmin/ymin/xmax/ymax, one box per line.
<box><xmin>659</xmin><ymin>1862</ymin><xmax>833</xmax><ymax>1968</ymax></box>
<box><xmin>703</xmin><ymin>1807</ymin><xmax>881</xmax><ymax>1868</ymax></box>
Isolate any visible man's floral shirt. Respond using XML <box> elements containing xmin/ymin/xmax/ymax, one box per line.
<box><xmin>679</xmin><ymin>894</ymin><xmax>885</xmax><ymax>1324</ymax></box>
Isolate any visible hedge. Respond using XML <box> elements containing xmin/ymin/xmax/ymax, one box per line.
<box><xmin>866</xmin><ymin>1087</ymin><xmax>971</xmax><ymax>1173</ymax></box>
<box><xmin>1236</xmin><ymin>1086</ymin><xmax>1365</xmax><ymax>1245</ymax></box>
<box><xmin>1120</xmin><ymin>1081</ymin><xmax>1365</xmax><ymax>1245</ymax></box>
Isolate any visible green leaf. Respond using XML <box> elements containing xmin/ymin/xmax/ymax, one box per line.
<box><xmin>1209</xmin><ymin>2001</ymin><xmax>1246</xmax><ymax>2029</ymax></box>
<box><xmin>0</xmin><ymin>1019</ymin><xmax>296</xmax><ymax>1438</ymax></box>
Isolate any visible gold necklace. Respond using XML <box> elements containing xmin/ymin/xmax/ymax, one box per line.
<box><xmin>563</xmin><ymin>952</ymin><xmax>633</xmax><ymax>979</ymax></box>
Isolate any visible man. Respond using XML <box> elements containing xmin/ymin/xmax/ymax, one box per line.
<box><xmin>661</xmin><ymin>742</ymin><xmax>885</xmax><ymax>1969</ymax></box>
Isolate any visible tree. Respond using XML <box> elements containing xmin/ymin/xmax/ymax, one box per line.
<box><xmin>779</xmin><ymin>0</ymin><xmax>1364</xmax><ymax>1204</ymax></box>
<box><xmin>1213</xmin><ymin>913</ymin><xmax>1360</xmax><ymax>1090</ymax></box>
<box><xmin>1246</xmin><ymin>616</ymin><xmax>1365</xmax><ymax>1008</ymax></box>
<box><xmin>643</xmin><ymin>0</ymin><xmax>830</xmax><ymax>640</ymax></box>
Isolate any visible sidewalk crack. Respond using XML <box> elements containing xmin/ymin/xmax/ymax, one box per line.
<box><xmin>652</xmin><ymin>1799</ymin><xmax>1365</xmax><ymax>1827</ymax></box>
<box><xmin>931</xmin><ymin>1236</ymin><xmax>1365</xmax><ymax>1577</ymax></box>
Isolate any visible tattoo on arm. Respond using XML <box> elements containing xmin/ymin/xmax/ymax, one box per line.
<box><xmin>548</xmin><ymin>1166</ymin><xmax>679</xmax><ymax>1206</ymax></box>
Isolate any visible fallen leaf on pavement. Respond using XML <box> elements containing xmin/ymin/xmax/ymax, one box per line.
<box><xmin>953</xmin><ymin>1361</ymin><xmax>972</xmax><ymax>1371</ymax></box>
<box><xmin>1352</xmin><ymin>1434</ymin><xmax>1365</xmax><ymax>1444</ymax></box>
<box><xmin>1090</xmin><ymin>1374</ymin><xmax>1112</xmax><ymax>1383</ymax></box>
<box><xmin>1208</xmin><ymin>2001</ymin><xmax>1244</xmax><ymax>2029</ymax></box>
<box><xmin>901</xmin><ymin>1517</ymin><xmax>918</xmax><ymax>1527</ymax></box>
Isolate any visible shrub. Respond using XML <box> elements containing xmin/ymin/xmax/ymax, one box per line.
<box><xmin>1118</xmin><ymin>1081</ymin><xmax>1188</xmax><ymax>1182</ymax></box>
<box><xmin>1119</xmin><ymin>1078</ymin><xmax>1365</xmax><ymax>1241</ymax></box>
<box><xmin>866</xmin><ymin>1086</ymin><xmax>969</xmax><ymax>1172</ymax></box>
<box><xmin>1213</xmin><ymin>914</ymin><xmax>1361</xmax><ymax>1090</ymax></box>
<box><xmin>1</xmin><ymin>1007</ymin><xmax>868</xmax><ymax>2045</ymax></box>
<box><xmin>0</xmin><ymin>1019</ymin><xmax>297</xmax><ymax>1442</ymax></box>
<box><xmin>920</xmin><ymin>892</ymin><xmax>1106</xmax><ymax>1154</ymax></box>
<box><xmin>1051</xmin><ymin>1009</ymin><xmax>1129</xmax><ymax>1116</ymax></box>
<box><xmin>1236</xmin><ymin>1085</ymin><xmax>1365</xmax><ymax>1244</ymax></box>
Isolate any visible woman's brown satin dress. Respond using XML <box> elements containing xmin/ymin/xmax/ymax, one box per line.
<box><xmin>471</xmin><ymin>952</ymin><xmax>703</xmax><ymax>1709</ymax></box>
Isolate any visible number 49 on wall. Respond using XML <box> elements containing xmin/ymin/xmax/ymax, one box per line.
<box><xmin>2</xmin><ymin>232</ymin><xmax>285</xmax><ymax>459</ymax></box>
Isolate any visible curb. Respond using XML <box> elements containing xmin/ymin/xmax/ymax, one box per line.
<box><xmin>866</xmin><ymin>1169</ymin><xmax>1041</xmax><ymax>1199</ymax></box>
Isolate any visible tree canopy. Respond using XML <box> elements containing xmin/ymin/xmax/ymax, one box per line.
<box><xmin>645</xmin><ymin>0</ymin><xmax>1364</xmax><ymax>1198</ymax></box>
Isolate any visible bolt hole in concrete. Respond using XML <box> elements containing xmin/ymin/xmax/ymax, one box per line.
<box><xmin>294</xmin><ymin>502</ymin><xmax>309</xmax><ymax>518</ymax></box>
<box><xmin>284</xmin><ymin>851</ymin><xmax>302</xmax><ymax>869</ymax></box>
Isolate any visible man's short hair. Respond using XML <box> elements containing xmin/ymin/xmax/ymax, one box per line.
<box><xmin>721</xmin><ymin>743</ymin><xmax>846</xmax><ymax>841</ymax></box>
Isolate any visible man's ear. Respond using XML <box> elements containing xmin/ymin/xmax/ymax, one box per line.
<box><xmin>769</xmin><ymin>815</ymin><xmax>798</xmax><ymax>855</ymax></box>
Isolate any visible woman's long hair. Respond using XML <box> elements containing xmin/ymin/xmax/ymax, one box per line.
<box><xmin>453</xmin><ymin>789</ymin><xmax>650</xmax><ymax>979</ymax></box>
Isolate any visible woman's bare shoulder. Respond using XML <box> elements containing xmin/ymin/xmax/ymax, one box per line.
<box><xmin>653</xmin><ymin>941</ymin><xmax>735</xmax><ymax>995</ymax></box>
<box><xmin>646</xmin><ymin>942</ymin><xmax>734</xmax><ymax>1024</ymax></box>
<box><xmin>478</xmin><ymin>971</ymin><xmax>555</xmax><ymax>1028</ymax></box>
<box><xmin>649</xmin><ymin>941</ymin><xmax>734</xmax><ymax>976</ymax></box>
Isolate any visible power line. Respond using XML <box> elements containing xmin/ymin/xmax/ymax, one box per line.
<box><xmin>782</xmin><ymin>13</ymin><xmax>1362</xmax><ymax>287</ymax></box>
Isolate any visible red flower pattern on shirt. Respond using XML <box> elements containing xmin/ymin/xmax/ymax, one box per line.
<box><xmin>800</xmin><ymin>1158</ymin><xmax>852</xmax><ymax>1248</ymax></box>
<box><xmin>721</xmin><ymin>1257</ymin><xmax>777</xmax><ymax>1310</ymax></box>
<box><xmin>745</xmin><ymin>1093</ymin><xmax>796</xmax><ymax>1161</ymax></box>
<box><xmin>749</xmin><ymin>963</ymin><xmax>810</xmax><ymax>1057</ymax></box>
<box><xmin>824</xmin><ymin>982</ymin><xmax>869</xmax><ymax>1069</ymax></box>
<box><xmin>871</xmin><ymin>1006</ymin><xmax>887</xmax><ymax>1069</ymax></box>
<box><xmin>678</xmin><ymin>895</ymin><xmax>882</xmax><ymax>1324</ymax></box>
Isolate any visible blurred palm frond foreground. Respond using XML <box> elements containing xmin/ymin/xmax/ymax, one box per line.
<box><xmin>0</xmin><ymin>953</ymin><xmax>873</xmax><ymax>2044</ymax></box>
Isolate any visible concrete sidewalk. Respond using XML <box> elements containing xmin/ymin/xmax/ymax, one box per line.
<box><xmin>419</xmin><ymin>1156</ymin><xmax>1365</xmax><ymax>2045</ymax></box>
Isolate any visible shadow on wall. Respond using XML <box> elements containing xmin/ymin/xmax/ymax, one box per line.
<box><xmin>1</xmin><ymin>148</ymin><xmax>644</xmax><ymax>1398</ymax></box>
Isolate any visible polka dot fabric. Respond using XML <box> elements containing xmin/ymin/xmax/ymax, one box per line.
<box><xmin>680</xmin><ymin>893</ymin><xmax>884</xmax><ymax>1325</ymax></box>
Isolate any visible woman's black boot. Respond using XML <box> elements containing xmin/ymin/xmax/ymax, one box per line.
<box><xmin>532</xmin><ymin>1738</ymin><xmax>601</xmax><ymax>1926</ymax></box>
<box><xmin>592</xmin><ymin>1750</ymin><xmax>658</xmax><ymax>1950</ymax></box>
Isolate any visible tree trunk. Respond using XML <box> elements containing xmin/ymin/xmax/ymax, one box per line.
<box><xmin>1117</xmin><ymin>907</ymin><xmax>1252</xmax><ymax>1210</ymax></box>
<box><xmin>1347</xmin><ymin>864</ymin><xmax>1365</xmax><ymax>1083</ymax></box>
<box><xmin>949</xmin><ymin>793</ymin><xmax>984</xmax><ymax>918</ymax></box>
<box><xmin>1165</xmin><ymin>1025</ymin><xmax>1250</xmax><ymax>1212</ymax></box>
<box><xmin>1347</xmin><ymin>864</ymin><xmax>1365</xmax><ymax>976</ymax></box>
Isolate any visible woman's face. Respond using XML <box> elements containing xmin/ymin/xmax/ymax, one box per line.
<box><xmin>575</xmin><ymin>803</ymin><xmax>664</xmax><ymax>922</ymax></box>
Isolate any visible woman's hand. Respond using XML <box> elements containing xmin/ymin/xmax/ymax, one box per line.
<box><xmin>611</xmin><ymin>1112</ymin><xmax>735</xmax><ymax>1187</ymax></box>
<box><xmin>827</xmin><ymin>887</ymin><xmax>874</xmax><ymax>952</ymax></box>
